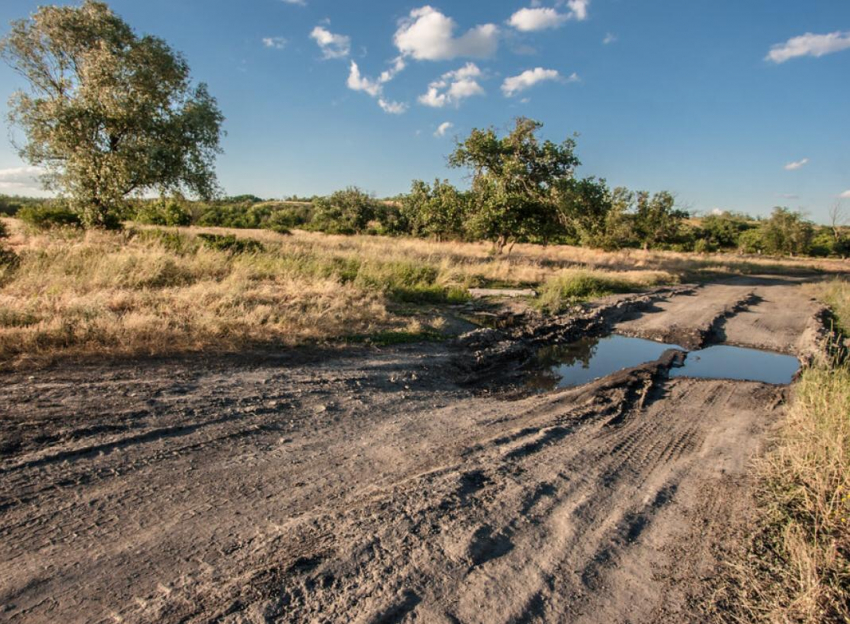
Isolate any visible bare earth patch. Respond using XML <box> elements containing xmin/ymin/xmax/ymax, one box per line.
<box><xmin>0</xmin><ymin>275</ymin><xmax>833</xmax><ymax>623</ymax></box>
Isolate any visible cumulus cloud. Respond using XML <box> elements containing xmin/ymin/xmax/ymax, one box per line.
<box><xmin>784</xmin><ymin>158</ymin><xmax>809</xmax><ymax>171</ymax></box>
<box><xmin>508</xmin><ymin>1</ymin><xmax>589</xmax><ymax>32</ymax></box>
<box><xmin>0</xmin><ymin>166</ymin><xmax>43</xmax><ymax>191</ymax></box>
<box><xmin>281</xmin><ymin>0</ymin><xmax>306</xmax><ymax>5</ymax></box>
<box><xmin>310</xmin><ymin>25</ymin><xmax>351</xmax><ymax>59</ymax></box>
<box><xmin>262</xmin><ymin>37</ymin><xmax>287</xmax><ymax>49</ymax></box>
<box><xmin>378</xmin><ymin>99</ymin><xmax>408</xmax><ymax>114</ymax></box>
<box><xmin>840</xmin><ymin>190</ymin><xmax>850</xmax><ymax>199</ymax></box>
<box><xmin>434</xmin><ymin>122</ymin><xmax>454</xmax><ymax>137</ymax></box>
<box><xmin>603</xmin><ymin>32</ymin><xmax>617</xmax><ymax>44</ymax></box>
<box><xmin>567</xmin><ymin>0</ymin><xmax>589</xmax><ymax>21</ymax></box>
<box><xmin>419</xmin><ymin>62</ymin><xmax>485</xmax><ymax>108</ymax></box>
<box><xmin>347</xmin><ymin>62</ymin><xmax>382</xmax><ymax>96</ymax></box>
<box><xmin>394</xmin><ymin>6</ymin><xmax>499</xmax><ymax>61</ymax></box>
<box><xmin>509</xmin><ymin>8</ymin><xmax>568</xmax><ymax>32</ymax></box>
<box><xmin>501</xmin><ymin>68</ymin><xmax>575</xmax><ymax>96</ymax></box>
<box><xmin>347</xmin><ymin>61</ymin><xmax>408</xmax><ymax>114</ymax></box>
<box><xmin>766</xmin><ymin>31</ymin><xmax>850</xmax><ymax>63</ymax></box>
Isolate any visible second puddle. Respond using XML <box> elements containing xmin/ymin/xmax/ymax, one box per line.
<box><xmin>527</xmin><ymin>334</ymin><xmax>800</xmax><ymax>391</ymax></box>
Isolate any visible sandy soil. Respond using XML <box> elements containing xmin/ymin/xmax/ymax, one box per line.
<box><xmin>0</xmin><ymin>276</ymin><xmax>827</xmax><ymax>623</ymax></box>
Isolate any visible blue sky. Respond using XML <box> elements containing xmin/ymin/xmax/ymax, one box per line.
<box><xmin>0</xmin><ymin>0</ymin><xmax>848</xmax><ymax>222</ymax></box>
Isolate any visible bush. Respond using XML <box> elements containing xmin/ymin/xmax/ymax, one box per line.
<box><xmin>310</xmin><ymin>188</ymin><xmax>379</xmax><ymax>235</ymax></box>
<box><xmin>17</xmin><ymin>204</ymin><xmax>82</xmax><ymax>229</ymax></box>
<box><xmin>197</xmin><ymin>233</ymin><xmax>264</xmax><ymax>254</ymax></box>
<box><xmin>134</xmin><ymin>200</ymin><xmax>192</xmax><ymax>226</ymax></box>
<box><xmin>132</xmin><ymin>229</ymin><xmax>200</xmax><ymax>255</ymax></box>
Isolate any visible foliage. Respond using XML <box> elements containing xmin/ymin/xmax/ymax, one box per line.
<box><xmin>757</xmin><ymin>208</ymin><xmax>814</xmax><ymax>256</ymax></box>
<box><xmin>698</xmin><ymin>212</ymin><xmax>756</xmax><ymax>251</ymax></box>
<box><xmin>449</xmin><ymin>117</ymin><xmax>580</xmax><ymax>253</ymax></box>
<box><xmin>134</xmin><ymin>199</ymin><xmax>192</xmax><ymax>227</ymax></box>
<box><xmin>402</xmin><ymin>179</ymin><xmax>467</xmax><ymax>241</ymax></box>
<box><xmin>555</xmin><ymin>177</ymin><xmax>613</xmax><ymax>247</ymax></box>
<box><xmin>17</xmin><ymin>203</ymin><xmax>82</xmax><ymax>229</ymax></box>
<box><xmin>632</xmin><ymin>190</ymin><xmax>689</xmax><ymax>250</ymax></box>
<box><xmin>0</xmin><ymin>0</ymin><xmax>223</xmax><ymax>228</ymax></box>
<box><xmin>197</xmin><ymin>233</ymin><xmax>264</xmax><ymax>254</ymax></box>
<box><xmin>310</xmin><ymin>187</ymin><xmax>379</xmax><ymax>235</ymax></box>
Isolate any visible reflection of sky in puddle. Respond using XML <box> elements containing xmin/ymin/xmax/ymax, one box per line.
<box><xmin>526</xmin><ymin>335</ymin><xmax>684</xmax><ymax>390</ymax></box>
<box><xmin>670</xmin><ymin>345</ymin><xmax>800</xmax><ymax>385</ymax></box>
<box><xmin>527</xmin><ymin>334</ymin><xmax>800</xmax><ymax>391</ymax></box>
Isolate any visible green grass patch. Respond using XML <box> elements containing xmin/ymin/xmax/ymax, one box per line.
<box><xmin>535</xmin><ymin>270</ymin><xmax>642</xmax><ymax>314</ymax></box>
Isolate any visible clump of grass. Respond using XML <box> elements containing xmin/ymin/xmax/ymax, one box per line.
<box><xmin>535</xmin><ymin>268</ymin><xmax>669</xmax><ymax>314</ymax></box>
<box><xmin>721</xmin><ymin>281</ymin><xmax>850</xmax><ymax>623</ymax></box>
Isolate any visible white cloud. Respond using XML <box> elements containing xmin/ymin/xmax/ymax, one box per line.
<box><xmin>501</xmin><ymin>68</ymin><xmax>575</xmax><ymax>96</ymax></box>
<box><xmin>0</xmin><ymin>166</ymin><xmax>43</xmax><ymax>192</ymax></box>
<box><xmin>766</xmin><ymin>31</ymin><xmax>850</xmax><ymax>63</ymax></box>
<box><xmin>784</xmin><ymin>158</ymin><xmax>809</xmax><ymax>171</ymax></box>
<box><xmin>418</xmin><ymin>62</ymin><xmax>485</xmax><ymax>108</ymax></box>
<box><xmin>347</xmin><ymin>61</ymin><xmax>408</xmax><ymax>114</ymax></box>
<box><xmin>567</xmin><ymin>0</ymin><xmax>589</xmax><ymax>21</ymax></box>
<box><xmin>378</xmin><ymin>99</ymin><xmax>408</xmax><ymax>114</ymax></box>
<box><xmin>777</xmin><ymin>193</ymin><xmax>800</xmax><ymax>200</ymax></box>
<box><xmin>379</xmin><ymin>56</ymin><xmax>406</xmax><ymax>83</ymax></box>
<box><xmin>310</xmin><ymin>25</ymin><xmax>351</xmax><ymax>59</ymax></box>
<box><xmin>434</xmin><ymin>122</ymin><xmax>454</xmax><ymax>137</ymax></box>
<box><xmin>603</xmin><ymin>32</ymin><xmax>617</xmax><ymax>44</ymax></box>
<box><xmin>347</xmin><ymin>61</ymin><xmax>383</xmax><ymax>97</ymax></box>
<box><xmin>508</xmin><ymin>1</ymin><xmax>589</xmax><ymax>32</ymax></box>
<box><xmin>394</xmin><ymin>6</ymin><xmax>499</xmax><ymax>61</ymax></box>
<box><xmin>262</xmin><ymin>37</ymin><xmax>287</xmax><ymax>50</ymax></box>
<box><xmin>840</xmin><ymin>190</ymin><xmax>850</xmax><ymax>199</ymax></box>
<box><xmin>509</xmin><ymin>8</ymin><xmax>568</xmax><ymax>32</ymax></box>
<box><xmin>281</xmin><ymin>0</ymin><xmax>306</xmax><ymax>5</ymax></box>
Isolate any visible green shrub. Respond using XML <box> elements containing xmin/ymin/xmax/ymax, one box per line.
<box><xmin>197</xmin><ymin>233</ymin><xmax>264</xmax><ymax>254</ymax></box>
<box><xmin>134</xmin><ymin>200</ymin><xmax>192</xmax><ymax>226</ymax></box>
<box><xmin>17</xmin><ymin>204</ymin><xmax>82</xmax><ymax>229</ymax></box>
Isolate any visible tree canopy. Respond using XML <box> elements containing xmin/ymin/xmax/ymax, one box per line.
<box><xmin>0</xmin><ymin>0</ymin><xmax>224</xmax><ymax>227</ymax></box>
<box><xmin>449</xmin><ymin>117</ymin><xmax>580</xmax><ymax>252</ymax></box>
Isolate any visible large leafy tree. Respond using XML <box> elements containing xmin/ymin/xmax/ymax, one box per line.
<box><xmin>0</xmin><ymin>1</ymin><xmax>224</xmax><ymax>227</ymax></box>
<box><xmin>449</xmin><ymin>117</ymin><xmax>579</xmax><ymax>253</ymax></box>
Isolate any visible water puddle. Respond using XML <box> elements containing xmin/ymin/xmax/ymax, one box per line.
<box><xmin>526</xmin><ymin>334</ymin><xmax>800</xmax><ymax>391</ymax></box>
<box><xmin>670</xmin><ymin>345</ymin><xmax>800</xmax><ymax>384</ymax></box>
<box><xmin>525</xmin><ymin>335</ymin><xmax>684</xmax><ymax>391</ymax></box>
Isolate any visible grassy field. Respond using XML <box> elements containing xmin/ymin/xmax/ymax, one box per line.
<box><xmin>720</xmin><ymin>279</ymin><xmax>850</xmax><ymax>623</ymax></box>
<box><xmin>0</xmin><ymin>218</ymin><xmax>846</xmax><ymax>366</ymax></box>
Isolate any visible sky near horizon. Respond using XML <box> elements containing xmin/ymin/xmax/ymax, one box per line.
<box><xmin>0</xmin><ymin>0</ymin><xmax>848</xmax><ymax>222</ymax></box>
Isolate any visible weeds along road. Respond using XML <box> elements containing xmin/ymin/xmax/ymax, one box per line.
<box><xmin>0</xmin><ymin>277</ymin><xmax>828</xmax><ymax>623</ymax></box>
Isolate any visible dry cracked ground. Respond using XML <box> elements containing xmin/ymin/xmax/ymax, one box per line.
<box><xmin>0</xmin><ymin>276</ymin><xmax>830</xmax><ymax>623</ymax></box>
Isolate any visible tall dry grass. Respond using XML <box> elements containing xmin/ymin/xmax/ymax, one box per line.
<box><xmin>721</xmin><ymin>280</ymin><xmax>850</xmax><ymax>623</ymax></box>
<box><xmin>0</xmin><ymin>220</ymin><xmax>678</xmax><ymax>364</ymax></box>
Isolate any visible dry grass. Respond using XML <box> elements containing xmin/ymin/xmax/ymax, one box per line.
<box><xmin>721</xmin><ymin>280</ymin><xmax>850</xmax><ymax>623</ymax></box>
<box><xmin>0</xmin><ymin>219</ymin><xmax>677</xmax><ymax>364</ymax></box>
<box><xmin>1</xmin><ymin>218</ymin><xmax>847</xmax><ymax>365</ymax></box>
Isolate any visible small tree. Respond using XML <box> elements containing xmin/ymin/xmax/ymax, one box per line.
<box><xmin>555</xmin><ymin>177</ymin><xmax>613</xmax><ymax>247</ymax></box>
<box><xmin>402</xmin><ymin>179</ymin><xmax>466</xmax><ymax>241</ymax></box>
<box><xmin>449</xmin><ymin>118</ymin><xmax>580</xmax><ymax>253</ymax></box>
<box><xmin>758</xmin><ymin>207</ymin><xmax>813</xmax><ymax>256</ymax></box>
<box><xmin>1</xmin><ymin>1</ymin><xmax>224</xmax><ymax>227</ymax></box>
<box><xmin>632</xmin><ymin>191</ymin><xmax>688</xmax><ymax>250</ymax></box>
<box><xmin>310</xmin><ymin>187</ymin><xmax>379</xmax><ymax>235</ymax></box>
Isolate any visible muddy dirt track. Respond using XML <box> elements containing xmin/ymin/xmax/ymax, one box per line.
<box><xmin>0</xmin><ymin>277</ymin><xmax>829</xmax><ymax>623</ymax></box>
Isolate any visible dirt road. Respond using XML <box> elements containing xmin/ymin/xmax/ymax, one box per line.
<box><xmin>0</xmin><ymin>277</ymin><xmax>827</xmax><ymax>623</ymax></box>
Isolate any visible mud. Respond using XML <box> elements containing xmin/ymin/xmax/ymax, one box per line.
<box><xmin>0</xmin><ymin>276</ymin><xmax>832</xmax><ymax>623</ymax></box>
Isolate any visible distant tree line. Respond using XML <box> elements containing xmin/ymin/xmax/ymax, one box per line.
<box><xmin>3</xmin><ymin>117</ymin><xmax>848</xmax><ymax>258</ymax></box>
